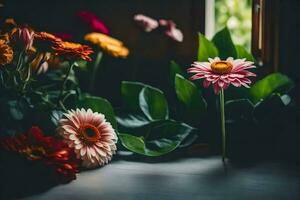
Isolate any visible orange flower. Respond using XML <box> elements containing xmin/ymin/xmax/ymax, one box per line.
<box><xmin>53</xmin><ymin>41</ymin><xmax>93</xmax><ymax>61</ymax></box>
<box><xmin>4</xmin><ymin>18</ymin><xmax>17</xmax><ymax>27</ymax></box>
<box><xmin>0</xmin><ymin>18</ymin><xmax>17</xmax><ymax>35</ymax></box>
<box><xmin>84</xmin><ymin>32</ymin><xmax>129</xmax><ymax>58</ymax></box>
<box><xmin>34</xmin><ymin>31</ymin><xmax>62</xmax><ymax>52</ymax></box>
<box><xmin>0</xmin><ymin>39</ymin><xmax>13</xmax><ymax>65</ymax></box>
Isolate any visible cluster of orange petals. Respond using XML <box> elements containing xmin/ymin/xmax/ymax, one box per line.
<box><xmin>0</xmin><ymin>18</ymin><xmax>94</xmax><ymax>65</ymax></box>
<box><xmin>53</xmin><ymin>41</ymin><xmax>93</xmax><ymax>61</ymax></box>
<box><xmin>0</xmin><ymin>39</ymin><xmax>13</xmax><ymax>65</ymax></box>
<box><xmin>34</xmin><ymin>31</ymin><xmax>62</xmax><ymax>49</ymax></box>
<box><xmin>0</xmin><ymin>127</ymin><xmax>80</xmax><ymax>183</ymax></box>
<box><xmin>34</xmin><ymin>31</ymin><xmax>93</xmax><ymax>61</ymax></box>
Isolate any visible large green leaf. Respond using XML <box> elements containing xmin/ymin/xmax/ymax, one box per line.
<box><xmin>212</xmin><ymin>27</ymin><xmax>237</xmax><ymax>59</ymax></box>
<box><xmin>197</xmin><ymin>33</ymin><xmax>218</xmax><ymax>61</ymax></box>
<box><xmin>235</xmin><ymin>45</ymin><xmax>255</xmax><ymax>62</ymax></box>
<box><xmin>7</xmin><ymin>100</ymin><xmax>24</xmax><ymax>121</ymax></box>
<box><xmin>253</xmin><ymin>94</ymin><xmax>287</xmax><ymax>123</ymax></box>
<box><xmin>249</xmin><ymin>73</ymin><xmax>294</xmax><ymax>104</ymax></box>
<box><xmin>175</xmin><ymin>74</ymin><xmax>207</xmax><ymax>124</ymax></box>
<box><xmin>139</xmin><ymin>87</ymin><xmax>169</xmax><ymax>120</ymax></box>
<box><xmin>121</xmin><ymin>81</ymin><xmax>146</xmax><ymax>111</ymax></box>
<box><xmin>77</xmin><ymin>95</ymin><xmax>117</xmax><ymax>129</ymax></box>
<box><xmin>225</xmin><ymin>99</ymin><xmax>254</xmax><ymax>120</ymax></box>
<box><xmin>169</xmin><ymin>60</ymin><xmax>184</xmax><ymax>88</ymax></box>
<box><xmin>118</xmin><ymin>120</ymin><xmax>196</xmax><ymax>156</ymax></box>
<box><xmin>116</xmin><ymin>112</ymin><xmax>151</xmax><ymax>129</ymax></box>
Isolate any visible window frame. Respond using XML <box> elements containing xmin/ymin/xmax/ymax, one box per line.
<box><xmin>251</xmin><ymin>0</ymin><xmax>280</xmax><ymax>75</ymax></box>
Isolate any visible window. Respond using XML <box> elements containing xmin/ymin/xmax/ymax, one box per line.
<box><xmin>206</xmin><ymin>0</ymin><xmax>280</xmax><ymax>74</ymax></box>
<box><xmin>252</xmin><ymin>0</ymin><xmax>280</xmax><ymax>74</ymax></box>
<box><xmin>205</xmin><ymin>0</ymin><xmax>252</xmax><ymax>51</ymax></box>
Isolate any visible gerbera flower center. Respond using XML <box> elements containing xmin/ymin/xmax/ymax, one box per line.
<box><xmin>211</xmin><ymin>61</ymin><xmax>233</xmax><ymax>74</ymax></box>
<box><xmin>79</xmin><ymin>124</ymin><xmax>101</xmax><ymax>143</ymax></box>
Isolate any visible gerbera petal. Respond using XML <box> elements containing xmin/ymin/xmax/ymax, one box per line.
<box><xmin>241</xmin><ymin>82</ymin><xmax>250</xmax><ymax>88</ymax></box>
<box><xmin>213</xmin><ymin>83</ymin><xmax>221</xmax><ymax>94</ymax></box>
<box><xmin>89</xmin><ymin>147</ymin><xmax>96</xmax><ymax>157</ymax></box>
<box><xmin>75</xmin><ymin>143</ymin><xmax>83</xmax><ymax>150</ymax></box>
<box><xmin>229</xmin><ymin>73</ymin><xmax>244</xmax><ymax>78</ymax></box>
<box><xmin>240</xmin><ymin>77</ymin><xmax>251</xmax><ymax>84</ymax></box>
<box><xmin>231</xmin><ymin>79</ymin><xmax>242</xmax><ymax>87</ymax></box>
<box><xmin>241</xmin><ymin>71</ymin><xmax>256</xmax><ymax>77</ymax></box>
<box><xmin>80</xmin><ymin>146</ymin><xmax>87</xmax><ymax>156</ymax></box>
<box><xmin>212</xmin><ymin>57</ymin><xmax>220</xmax><ymax>62</ymax></box>
<box><xmin>190</xmin><ymin>73</ymin><xmax>205</xmax><ymax>80</ymax></box>
<box><xmin>212</xmin><ymin>76</ymin><xmax>220</xmax><ymax>83</ymax></box>
<box><xmin>203</xmin><ymin>79</ymin><xmax>211</xmax><ymax>88</ymax></box>
<box><xmin>218</xmin><ymin>80</ymin><xmax>225</xmax><ymax>88</ymax></box>
<box><xmin>69</xmin><ymin>134</ymin><xmax>77</xmax><ymax>140</ymax></box>
<box><xmin>191</xmin><ymin>63</ymin><xmax>211</xmax><ymax>71</ymax></box>
<box><xmin>95</xmin><ymin>147</ymin><xmax>107</xmax><ymax>157</ymax></box>
<box><xmin>208</xmin><ymin>58</ymin><xmax>214</xmax><ymax>63</ymax></box>
<box><xmin>226</xmin><ymin>57</ymin><xmax>234</xmax><ymax>62</ymax></box>
<box><xmin>223</xmin><ymin>82</ymin><xmax>230</xmax><ymax>90</ymax></box>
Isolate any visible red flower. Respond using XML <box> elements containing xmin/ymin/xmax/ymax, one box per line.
<box><xmin>0</xmin><ymin>127</ymin><xmax>80</xmax><ymax>183</ymax></box>
<box><xmin>77</xmin><ymin>11</ymin><xmax>109</xmax><ymax>34</ymax></box>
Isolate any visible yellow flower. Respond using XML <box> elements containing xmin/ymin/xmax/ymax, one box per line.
<box><xmin>84</xmin><ymin>32</ymin><xmax>129</xmax><ymax>58</ymax></box>
<box><xmin>0</xmin><ymin>39</ymin><xmax>13</xmax><ymax>65</ymax></box>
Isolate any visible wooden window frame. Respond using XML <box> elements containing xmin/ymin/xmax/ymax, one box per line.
<box><xmin>252</xmin><ymin>0</ymin><xmax>280</xmax><ymax>75</ymax></box>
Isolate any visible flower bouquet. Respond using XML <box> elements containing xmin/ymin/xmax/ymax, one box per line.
<box><xmin>0</xmin><ymin>20</ymin><xmax>119</xmax><ymax>183</ymax></box>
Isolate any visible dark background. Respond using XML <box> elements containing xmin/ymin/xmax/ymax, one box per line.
<box><xmin>1</xmin><ymin>0</ymin><xmax>300</xmax><ymax>102</ymax></box>
<box><xmin>279</xmin><ymin>0</ymin><xmax>300</xmax><ymax>82</ymax></box>
<box><xmin>0</xmin><ymin>0</ymin><xmax>205</xmax><ymax>106</ymax></box>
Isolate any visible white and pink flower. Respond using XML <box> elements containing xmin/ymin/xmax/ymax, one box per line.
<box><xmin>134</xmin><ymin>14</ymin><xmax>159</xmax><ymax>32</ymax></box>
<box><xmin>159</xmin><ymin>19</ymin><xmax>183</xmax><ymax>42</ymax></box>
<box><xmin>188</xmin><ymin>57</ymin><xmax>256</xmax><ymax>94</ymax></box>
<box><xmin>58</xmin><ymin>108</ymin><xmax>117</xmax><ymax>168</ymax></box>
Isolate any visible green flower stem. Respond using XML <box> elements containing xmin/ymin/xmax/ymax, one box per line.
<box><xmin>219</xmin><ymin>88</ymin><xmax>226</xmax><ymax>164</ymax></box>
<box><xmin>58</xmin><ymin>61</ymin><xmax>75</xmax><ymax>108</ymax></box>
<box><xmin>58</xmin><ymin>100</ymin><xmax>68</xmax><ymax>112</ymax></box>
<box><xmin>16</xmin><ymin>51</ymin><xmax>24</xmax><ymax>71</ymax></box>
<box><xmin>90</xmin><ymin>51</ymin><xmax>103</xmax><ymax>91</ymax></box>
<box><xmin>21</xmin><ymin>64</ymin><xmax>31</xmax><ymax>92</ymax></box>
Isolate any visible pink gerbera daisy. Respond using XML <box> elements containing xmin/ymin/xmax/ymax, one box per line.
<box><xmin>187</xmin><ymin>57</ymin><xmax>256</xmax><ymax>94</ymax></box>
<box><xmin>58</xmin><ymin>108</ymin><xmax>118</xmax><ymax>168</ymax></box>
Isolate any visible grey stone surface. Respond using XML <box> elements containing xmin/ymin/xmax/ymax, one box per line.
<box><xmin>21</xmin><ymin>157</ymin><xmax>300</xmax><ymax>200</ymax></box>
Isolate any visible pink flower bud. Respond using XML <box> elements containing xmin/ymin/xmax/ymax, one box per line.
<box><xmin>11</xmin><ymin>27</ymin><xmax>34</xmax><ymax>50</ymax></box>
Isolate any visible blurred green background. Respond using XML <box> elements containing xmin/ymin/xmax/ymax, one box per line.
<box><xmin>215</xmin><ymin>0</ymin><xmax>252</xmax><ymax>50</ymax></box>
